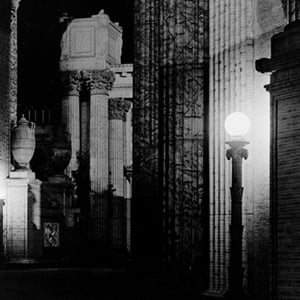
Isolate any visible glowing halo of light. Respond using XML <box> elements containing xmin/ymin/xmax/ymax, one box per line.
<box><xmin>224</xmin><ymin>112</ymin><xmax>251</xmax><ymax>138</ymax></box>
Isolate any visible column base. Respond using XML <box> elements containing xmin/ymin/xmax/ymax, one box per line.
<box><xmin>202</xmin><ymin>290</ymin><xmax>224</xmax><ymax>299</ymax></box>
<box><xmin>224</xmin><ymin>290</ymin><xmax>250</xmax><ymax>300</ymax></box>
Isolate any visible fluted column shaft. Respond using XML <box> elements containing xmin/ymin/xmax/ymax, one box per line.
<box><xmin>108</xmin><ymin>98</ymin><xmax>130</xmax><ymax>250</ymax></box>
<box><xmin>61</xmin><ymin>71</ymin><xmax>81</xmax><ymax>176</ymax></box>
<box><xmin>87</xmin><ymin>69</ymin><xmax>115</xmax><ymax>242</ymax></box>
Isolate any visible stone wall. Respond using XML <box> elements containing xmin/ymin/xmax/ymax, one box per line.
<box><xmin>207</xmin><ymin>0</ymin><xmax>286</xmax><ymax>298</ymax></box>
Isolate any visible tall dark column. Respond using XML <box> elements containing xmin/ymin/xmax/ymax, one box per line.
<box><xmin>133</xmin><ymin>0</ymin><xmax>209</xmax><ymax>284</ymax></box>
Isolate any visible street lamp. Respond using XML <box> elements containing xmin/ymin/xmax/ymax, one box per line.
<box><xmin>224</xmin><ymin>112</ymin><xmax>250</xmax><ymax>300</ymax></box>
<box><xmin>0</xmin><ymin>188</ymin><xmax>5</xmax><ymax>261</ymax></box>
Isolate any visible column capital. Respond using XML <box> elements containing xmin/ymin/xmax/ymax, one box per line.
<box><xmin>61</xmin><ymin>71</ymin><xmax>81</xmax><ymax>96</ymax></box>
<box><xmin>83</xmin><ymin>69</ymin><xmax>115</xmax><ymax>95</ymax></box>
<box><xmin>109</xmin><ymin>98</ymin><xmax>131</xmax><ymax>120</ymax></box>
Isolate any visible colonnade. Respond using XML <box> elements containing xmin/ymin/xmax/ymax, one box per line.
<box><xmin>61</xmin><ymin>69</ymin><xmax>130</xmax><ymax>248</ymax></box>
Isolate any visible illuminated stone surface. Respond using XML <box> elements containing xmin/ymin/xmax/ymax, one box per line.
<box><xmin>60</xmin><ymin>10</ymin><xmax>123</xmax><ymax>71</ymax></box>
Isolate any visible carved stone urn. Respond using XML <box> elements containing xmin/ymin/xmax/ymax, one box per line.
<box><xmin>11</xmin><ymin>115</ymin><xmax>36</xmax><ymax>169</ymax></box>
<box><xmin>49</xmin><ymin>126</ymin><xmax>71</xmax><ymax>176</ymax></box>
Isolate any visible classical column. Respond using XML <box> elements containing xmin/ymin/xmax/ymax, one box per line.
<box><xmin>0</xmin><ymin>0</ymin><xmax>20</xmax><ymax>200</ymax></box>
<box><xmin>10</xmin><ymin>0</ymin><xmax>20</xmax><ymax>125</ymax></box>
<box><xmin>108</xmin><ymin>98</ymin><xmax>130</xmax><ymax>251</ymax></box>
<box><xmin>123</xmin><ymin>102</ymin><xmax>132</xmax><ymax>253</ymax></box>
<box><xmin>61</xmin><ymin>71</ymin><xmax>81</xmax><ymax>177</ymax></box>
<box><xmin>133</xmin><ymin>0</ymin><xmax>209</xmax><ymax>282</ymax></box>
<box><xmin>86</xmin><ymin>69</ymin><xmax>115</xmax><ymax>243</ymax></box>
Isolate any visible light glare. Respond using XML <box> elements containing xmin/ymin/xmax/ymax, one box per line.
<box><xmin>225</xmin><ymin>112</ymin><xmax>251</xmax><ymax>137</ymax></box>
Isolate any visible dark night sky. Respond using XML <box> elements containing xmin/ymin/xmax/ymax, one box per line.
<box><xmin>18</xmin><ymin>0</ymin><xmax>133</xmax><ymax>108</ymax></box>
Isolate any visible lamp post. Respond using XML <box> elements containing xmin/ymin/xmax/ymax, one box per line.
<box><xmin>224</xmin><ymin>112</ymin><xmax>250</xmax><ymax>300</ymax></box>
<box><xmin>0</xmin><ymin>189</ymin><xmax>5</xmax><ymax>261</ymax></box>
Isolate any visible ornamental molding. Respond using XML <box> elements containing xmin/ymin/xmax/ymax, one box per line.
<box><xmin>61</xmin><ymin>71</ymin><xmax>81</xmax><ymax>96</ymax></box>
<box><xmin>83</xmin><ymin>69</ymin><xmax>115</xmax><ymax>95</ymax></box>
<box><xmin>271</xmin><ymin>65</ymin><xmax>300</xmax><ymax>84</ymax></box>
<box><xmin>109</xmin><ymin>98</ymin><xmax>131</xmax><ymax>120</ymax></box>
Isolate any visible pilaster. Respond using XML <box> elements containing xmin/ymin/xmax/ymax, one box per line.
<box><xmin>0</xmin><ymin>0</ymin><xmax>21</xmax><ymax>200</ymax></box>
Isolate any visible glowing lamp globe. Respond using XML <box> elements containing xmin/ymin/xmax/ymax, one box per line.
<box><xmin>225</xmin><ymin>112</ymin><xmax>250</xmax><ymax>138</ymax></box>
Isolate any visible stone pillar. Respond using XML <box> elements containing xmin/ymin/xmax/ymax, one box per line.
<box><xmin>6</xmin><ymin>176</ymin><xmax>29</xmax><ymax>260</ymax></box>
<box><xmin>5</xmin><ymin>170</ymin><xmax>39</xmax><ymax>262</ymax></box>
<box><xmin>0</xmin><ymin>0</ymin><xmax>20</xmax><ymax>202</ymax></box>
<box><xmin>108</xmin><ymin>98</ymin><xmax>130</xmax><ymax>251</ymax></box>
<box><xmin>61</xmin><ymin>71</ymin><xmax>81</xmax><ymax>176</ymax></box>
<box><xmin>133</xmin><ymin>0</ymin><xmax>209</xmax><ymax>283</ymax></box>
<box><xmin>9</xmin><ymin>0</ymin><xmax>20</xmax><ymax>125</ymax></box>
<box><xmin>256</xmin><ymin>20</ymin><xmax>300</xmax><ymax>300</ymax></box>
<box><xmin>123</xmin><ymin>103</ymin><xmax>132</xmax><ymax>253</ymax></box>
<box><xmin>87</xmin><ymin>69</ymin><xmax>115</xmax><ymax>243</ymax></box>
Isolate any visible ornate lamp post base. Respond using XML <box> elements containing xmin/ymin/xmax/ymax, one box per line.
<box><xmin>225</xmin><ymin>139</ymin><xmax>249</xmax><ymax>300</ymax></box>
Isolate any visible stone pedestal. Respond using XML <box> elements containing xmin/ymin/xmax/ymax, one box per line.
<box><xmin>256</xmin><ymin>20</ymin><xmax>300</xmax><ymax>300</ymax></box>
<box><xmin>41</xmin><ymin>176</ymin><xmax>79</xmax><ymax>258</ymax></box>
<box><xmin>5</xmin><ymin>170</ymin><xmax>40</xmax><ymax>262</ymax></box>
